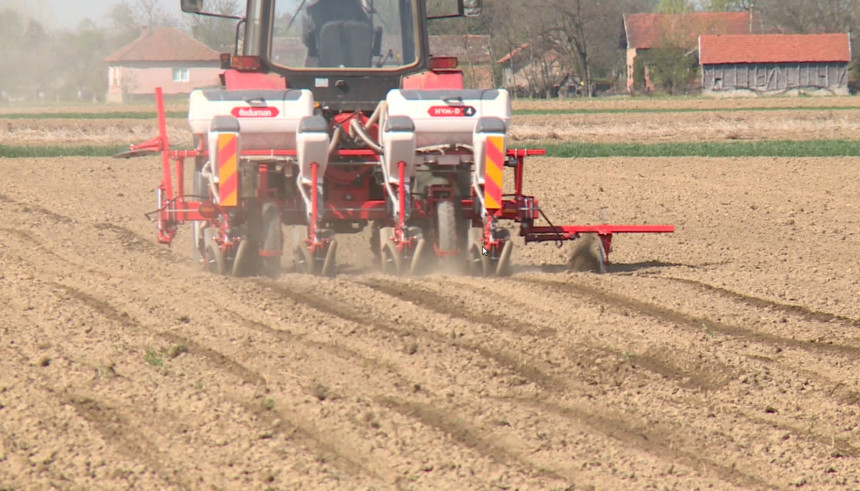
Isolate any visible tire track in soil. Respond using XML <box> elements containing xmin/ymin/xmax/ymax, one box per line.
<box><xmin>1</xmin><ymin>311</ymin><xmax>185</xmax><ymax>488</ymax></box>
<box><xmin>574</xmin><ymin>342</ymin><xmax>732</xmax><ymax>392</ymax></box>
<box><xmin>352</xmin><ymin>277</ymin><xmax>557</xmax><ymax>338</ymax></box>
<box><xmin>65</xmin><ymin>394</ymin><xmax>190</xmax><ymax>489</ymax></box>
<box><xmin>2</xmin><ymin>184</ymin><xmax>834</xmax><ymax>487</ymax></box>
<box><xmin>471</xmin><ymin>274</ymin><xmax>859</xmax><ymax>407</ymax></box>
<box><xmin>650</xmin><ymin>274</ymin><xmax>860</xmax><ymax>328</ymax></box>
<box><xmin>0</xmin><ymin>227</ymin><xmax>113</xmax><ymax>281</ymax></box>
<box><xmin>502</xmin><ymin>396</ymin><xmax>772</xmax><ymax>490</ymax></box>
<box><xmin>5</xmin><ymin>214</ymin><xmax>546</xmax><ymax>485</ymax></box>
<box><xmin>1</xmin><ymin>224</ymin><xmax>375</xmax><ymax>480</ymax></box>
<box><xmin>251</xmin><ymin>278</ymin><xmax>585</xmax><ymax>481</ymax></box>
<box><xmin>363</xmin><ymin>275</ymin><xmax>860</xmax><ymax>486</ymax></box>
<box><xmin>221</xmin><ymin>311</ymin><xmax>405</xmax><ymax>387</ymax></box>
<box><xmin>48</xmin><ymin>281</ymin><xmax>385</xmax><ymax>483</ymax></box>
<box><xmin>211</xmin><ymin>288</ymin><xmax>582</xmax><ymax>486</ymax></box>
<box><xmin>275</xmin><ymin>277</ymin><xmax>773</xmax><ymax>488</ymax></box>
<box><xmin>518</xmin><ymin>277</ymin><xmax>860</xmax><ymax>358</ymax></box>
<box><xmin>253</xmin><ymin>278</ymin><xmax>565</xmax><ymax>393</ymax></box>
<box><xmin>0</xmin><ymin>192</ymin><xmax>74</xmax><ymax>225</ymax></box>
<box><xmin>363</xmin><ymin>275</ymin><xmax>732</xmax><ymax>392</ymax></box>
<box><xmin>376</xmin><ymin>396</ymin><xmax>571</xmax><ymax>483</ymax></box>
<box><xmin>512</xmin><ymin>275</ymin><xmax>860</xmax><ymax>455</ymax></box>
<box><xmin>92</xmin><ymin>222</ymin><xmax>176</xmax><ymax>260</ymax></box>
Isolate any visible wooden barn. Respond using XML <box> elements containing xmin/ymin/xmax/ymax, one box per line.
<box><xmin>105</xmin><ymin>27</ymin><xmax>221</xmax><ymax>103</ymax></box>
<box><xmin>699</xmin><ymin>33</ymin><xmax>852</xmax><ymax>95</ymax></box>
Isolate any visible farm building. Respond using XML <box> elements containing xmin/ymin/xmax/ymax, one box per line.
<box><xmin>497</xmin><ymin>43</ymin><xmax>567</xmax><ymax>97</ymax></box>
<box><xmin>699</xmin><ymin>33</ymin><xmax>852</xmax><ymax>95</ymax></box>
<box><xmin>105</xmin><ymin>27</ymin><xmax>221</xmax><ymax>103</ymax></box>
<box><xmin>622</xmin><ymin>11</ymin><xmax>760</xmax><ymax>92</ymax></box>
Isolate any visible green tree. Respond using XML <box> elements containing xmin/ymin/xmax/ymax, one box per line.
<box><xmin>656</xmin><ymin>0</ymin><xmax>694</xmax><ymax>13</ymax></box>
<box><xmin>641</xmin><ymin>45</ymin><xmax>698</xmax><ymax>94</ymax></box>
<box><xmin>705</xmin><ymin>0</ymin><xmax>756</xmax><ymax>11</ymax></box>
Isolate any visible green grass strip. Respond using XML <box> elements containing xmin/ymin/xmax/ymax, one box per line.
<box><xmin>4</xmin><ymin>139</ymin><xmax>860</xmax><ymax>159</ymax></box>
<box><xmin>1</xmin><ymin>111</ymin><xmax>186</xmax><ymax>120</ymax></box>
<box><xmin>0</xmin><ymin>145</ymin><xmax>132</xmax><ymax>158</ymax></box>
<box><xmin>513</xmin><ymin>106</ymin><xmax>860</xmax><ymax>116</ymax></box>
<box><xmin>537</xmin><ymin>139</ymin><xmax>860</xmax><ymax>158</ymax></box>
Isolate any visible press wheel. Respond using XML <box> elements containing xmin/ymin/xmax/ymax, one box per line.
<box><xmin>321</xmin><ymin>240</ymin><xmax>338</xmax><ymax>277</ymax></box>
<box><xmin>294</xmin><ymin>242</ymin><xmax>317</xmax><ymax>274</ymax></box>
<box><xmin>380</xmin><ymin>238</ymin><xmax>402</xmax><ymax>275</ymax></box>
<box><xmin>204</xmin><ymin>242</ymin><xmax>226</xmax><ymax>275</ymax></box>
<box><xmin>468</xmin><ymin>240</ymin><xmax>490</xmax><ymax>277</ymax></box>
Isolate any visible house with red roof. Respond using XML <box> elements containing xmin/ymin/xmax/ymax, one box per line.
<box><xmin>699</xmin><ymin>33</ymin><xmax>851</xmax><ymax>95</ymax></box>
<box><xmin>496</xmin><ymin>43</ymin><xmax>567</xmax><ymax>97</ymax></box>
<box><xmin>622</xmin><ymin>11</ymin><xmax>760</xmax><ymax>92</ymax></box>
<box><xmin>105</xmin><ymin>27</ymin><xmax>221</xmax><ymax>103</ymax></box>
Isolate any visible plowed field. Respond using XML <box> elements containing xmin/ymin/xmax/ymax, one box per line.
<box><xmin>1</xmin><ymin>99</ymin><xmax>859</xmax><ymax>489</ymax></box>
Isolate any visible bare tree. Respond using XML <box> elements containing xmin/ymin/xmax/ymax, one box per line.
<box><xmin>756</xmin><ymin>0</ymin><xmax>858</xmax><ymax>34</ymax></box>
<box><xmin>185</xmin><ymin>0</ymin><xmax>243</xmax><ymax>51</ymax></box>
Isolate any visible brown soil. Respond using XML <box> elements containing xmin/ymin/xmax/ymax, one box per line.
<box><xmin>1</xmin><ymin>110</ymin><xmax>859</xmax><ymax>488</ymax></box>
<box><xmin>4</xmin><ymin>109</ymin><xmax>858</xmax><ymax>147</ymax></box>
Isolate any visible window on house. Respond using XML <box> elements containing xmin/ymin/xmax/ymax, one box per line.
<box><xmin>172</xmin><ymin>68</ymin><xmax>190</xmax><ymax>82</ymax></box>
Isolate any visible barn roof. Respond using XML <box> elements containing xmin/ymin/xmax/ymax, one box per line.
<box><xmin>497</xmin><ymin>43</ymin><xmax>529</xmax><ymax>64</ymax></box>
<box><xmin>623</xmin><ymin>11</ymin><xmax>759</xmax><ymax>50</ymax></box>
<box><xmin>699</xmin><ymin>33</ymin><xmax>851</xmax><ymax>65</ymax></box>
<box><xmin>105</xmin><ymin>27</ymin><xmax>219</xmax><ymax>63</ymax></box>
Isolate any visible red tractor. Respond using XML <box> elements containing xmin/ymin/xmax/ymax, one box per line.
<box><xmin>127</xmin><ymin>0</ymin><xmax>672</xmax><ymax>276</ymax></box>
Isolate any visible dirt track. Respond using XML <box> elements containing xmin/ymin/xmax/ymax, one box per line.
<box><xmin>2</xmin><ymin>134</ymin><xmax>859</xmax><ymax>489</ymax></box>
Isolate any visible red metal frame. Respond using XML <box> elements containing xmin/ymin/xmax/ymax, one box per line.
<box><xmin>140</xmin><ymin>86</ymin><xmax>672</xmax><ymax>269</ymax></box>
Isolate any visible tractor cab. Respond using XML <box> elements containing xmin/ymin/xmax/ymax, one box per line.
<box><xmin>183</xmin><ymin>0</ymin><xmax>482</xmax><ymax>111</ymax></box>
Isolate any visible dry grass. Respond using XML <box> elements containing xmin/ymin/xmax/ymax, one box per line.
<box><xmin>510</xmin><ymin>109</ymin><xmax>860</xmax><ymax>144</ymax></box>
<box><xmin>511</xmin><ymin>94</ymin><xmax>860</xmax><ymax>112</ymax></box>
